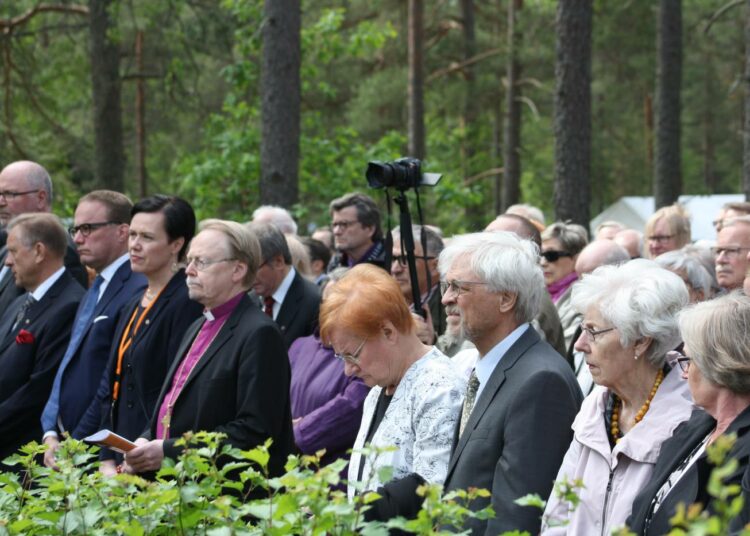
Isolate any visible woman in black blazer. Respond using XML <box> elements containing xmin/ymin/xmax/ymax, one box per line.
<box><xmin>99</xmin><ymin>195</ymin><xmax>203</xmax><ymax>473</ymax></box>
<box><xmin>628</xmin><ymin>293</ymin><xmax>750</xmax><ymax>535</ymax></box>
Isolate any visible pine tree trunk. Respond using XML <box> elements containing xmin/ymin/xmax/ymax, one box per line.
<box><xmin>408</xmin><ymin>0</ymin><xmax>425</xmax><ymax>159</ymax></box>
<box><xmin>653</xmin><ymin>0</ymin><xmax>682</xmax><ymax>209</ymax></box>
<box><xmin>502</xmin><ymin>0</ymin><xmax>522</xmax><ymax>212</ymax></box>
<box><xmin>553</xmin><ymin>0</ymin><xmax>591</xmax><ymax>228</ymax></box>
<box><xmin>89</xmin><ymin>0</ymin><xmax>124</xmax><ymax>192</ymax></box>
<box><xmin>260</xmin><ymin>0</ymin><xmax>301</xmax><ymax>207</ymax></box>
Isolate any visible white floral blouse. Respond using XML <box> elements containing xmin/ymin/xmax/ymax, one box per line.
<box><xmin>347</xmin><ymin>347</ymin><xmax>466</xmax><ymax>499</ymax></box>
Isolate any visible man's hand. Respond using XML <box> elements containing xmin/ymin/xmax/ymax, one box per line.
<box><xmin>43</xmin><ymin>436</ymin><xmax>60</xmax><ymax>470</ymax></box>
<box><xmin>123</xmin><ymin>438</ymin><xmax>164</xmax><ymax>473</ymax></box>
<box><xmin>413</xmin><ymin>306</ymin><xmax>436</xmax><ymax>345</ymax></box>
<box><xmin>99</xmin><ymin>459</ymin><xmax>118</xmax><ymax>477</ymax></box>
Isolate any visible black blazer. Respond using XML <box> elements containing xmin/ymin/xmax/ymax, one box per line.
<box><xmin>628</xmin><ymin>406</ymin><xmax>750</xmax><ymax>535</ymax></box>
<box><xmin>98</xmin><ymin>269</ymin><xmax>203</xmax><ymax>461</ymax></box>
<box><xmin>275</xmin><ymin>270</ymin><xmax>321</xmax><ymax>348</ymax></box>
<box><xmin>442</xmin><ymin>327</ymin><xmax>583</xmax><ymax>535</ymax></box>
<box><xmin>0</xmin><ymin>270</ymin><xmax>84</xmax><ymax>462</ymax></box>
<box><xmin>54</xmin><ymin>261</ymin><xmax>147</xmax><ymax>438</ymax></box>
<box><xmin>147</xmin><ymin>294</ymin><xmax>295</xmax><ymax>478</ymax></box>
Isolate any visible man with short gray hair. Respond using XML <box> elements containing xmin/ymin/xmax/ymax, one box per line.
<box><xmin>251</xmin><ymin>205</ymin><xmax>298</xmax><ymax>235</ymax></box>
<box><xmin>0</xmin><ymin>213</ymin><xmax>85</xmax><ymax>465</ymax></box>
<box><xmin>248</xmin><ymin>223</ymin><xmax>320</xmax><ymax>348</ymax></box>
<box><xmin>439</xmin><ymin>231</ymin><xmax>582</xmax><ymax>535</ymax></box>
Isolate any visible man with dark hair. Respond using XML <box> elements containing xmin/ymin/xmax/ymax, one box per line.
<box><xmin>0</xmin><ymin>161</ymin><xmax>88</xmax><ymax>317</ymax></box>
<box><xmin>41</xmin><ymin>191</ymin><xmax>147</xmax><ymax>468</ymax></box>
<box><xmin>0</xmin><ymin>213</ymin><xmax>85</xmax><ymax>465</ymax></box>
<box><xmin>328</xmin><ymin>192</ymin><xmax>385</xmax><ymax>270</ymax></box>
<box><xmin>248</xmin><ymin>223</ymin><xmax>320</xmax><ymax>348</ymax></box>
<box><xmin>390</xmin><ymin>225</ymin><xmax>445</xmax><ymax>341</ymax></box>
<box><xmin>301</xmin><ymin>236</ymin><xmax>331</xmax><ymax>286</ymax></box>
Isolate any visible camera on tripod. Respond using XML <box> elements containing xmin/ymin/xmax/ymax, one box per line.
<box><xmin>366</xmin><ymin>157</ymin><xmax>442</xmax><ymax>191</ymax></box>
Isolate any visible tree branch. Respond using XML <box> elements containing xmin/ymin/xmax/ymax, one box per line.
<box><xmin>704</xmin><ymin>0</ymin><xmax>743</xmax><ymax>34</ymax></box>
<box><xmin>465</xmin><ymin>167</ymin><xmax>504</xmax><ymax>186</ymax></box>
<box><xmin>1</xmin><ymin>4</ymin><xmax>89</xmax><ymax>32</ymax></box>
<box><xmin>426</xmin><ymin>47</ymin><xmax>502</xmax><ymax>82</ymax></box>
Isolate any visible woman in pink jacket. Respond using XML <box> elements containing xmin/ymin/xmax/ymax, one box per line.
<box><xmin>541</xmin><ymin>260</ymin><xmax>695</xmax><ymax>535</ymax></box>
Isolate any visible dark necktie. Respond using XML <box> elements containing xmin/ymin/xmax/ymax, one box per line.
<box><xmin>263</xmin><ymin>295</ymin><xmax>275</xmax><ymax>318</ymax></box>
<box><xmin>11</xmin><ymin>293</ymin><xmax>36</xmax><ymax>333</ymax></box>
<box><xmin>460</xmin><ymin>369</ymin><xmax>480</xmax><ymax>437</ymax></box>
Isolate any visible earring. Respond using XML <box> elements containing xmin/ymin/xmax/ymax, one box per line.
<box><xmin>172</xmin><ymin>260</ymin><xmax>179</xmax><ymax>273</ymax></box>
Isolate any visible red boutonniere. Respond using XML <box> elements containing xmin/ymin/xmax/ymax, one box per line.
<box><xmin>16</xmin><ymin>329</ymin><xmax>35</xmax><ymax>345</ymax></box>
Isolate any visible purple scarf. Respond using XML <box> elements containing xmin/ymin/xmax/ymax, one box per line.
<box><xmin>547</xmin><ymin>272</ymin><xmax>578</xmax><ymax>304</ymax></box>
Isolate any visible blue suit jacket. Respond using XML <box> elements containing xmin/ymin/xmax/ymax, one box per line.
<box><xmin>41</xmin><ymin>260</ymin><xmax>147</xmax><ymax>439</ymax></box>
<box><xmin>0</xmin><ymin>270</ymin><xmax>84</xmax><ymax>462</ymax></box>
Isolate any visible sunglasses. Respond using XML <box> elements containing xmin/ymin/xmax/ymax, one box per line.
<box><xmin>541</xmin><ymin>250</ymin><xmax>573</xmax><ymax>263</ymax></box>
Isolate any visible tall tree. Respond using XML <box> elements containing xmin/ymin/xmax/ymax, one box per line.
<box><xmin>502</xmin><ymin>0</ymin><xmax>522</xmax><ymax>212</ymax></box>
<box><xmin>653</xmin><ymin>0</ymin><xmax>682</xmax><ymax>208</ymax></box>
<box><xmin>260</xmin><ymin>0</ymin><xmax>301</xmax><ymax>207</ymax></box>
<box><xmin>89</xmin><ymin>0</ymin><xmax>124</xmax><ymax>192</ymax></box>
<box><xmin>408</xmin><ymin>0</ymin><xmax>425</xmax><ymax>159</ymax></box>
<box><xmin>553</xmin><ymin>0</ymin><xmax>592</xmax><ymax>228</ymax></box>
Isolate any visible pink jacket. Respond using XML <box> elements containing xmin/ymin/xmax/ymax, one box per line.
<box><xmin>540</xmin><ymin>366</ymin><xmax>694</xmax><ymax>536</ymax></box>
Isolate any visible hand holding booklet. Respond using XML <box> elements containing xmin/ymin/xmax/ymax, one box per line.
<box><xmin>83</xmin><ymin>429</ymin><xmax>137</xmax><ymax>454</ymax></box>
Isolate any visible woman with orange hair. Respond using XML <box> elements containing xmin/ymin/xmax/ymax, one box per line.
<box><xmin>320</xmin><ymin>263</ymin><xmax>465</xmax><ymax>521</ymax></box>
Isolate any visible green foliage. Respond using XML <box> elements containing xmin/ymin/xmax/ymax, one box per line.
<box><xmin>0</xmin><ymin>433</ymin><xmax>495</xmax><ymax>535</ymax></box>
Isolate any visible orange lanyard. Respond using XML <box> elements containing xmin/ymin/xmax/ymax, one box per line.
<box><xmin>112</xmin><ymin>287</ymin><xmax>165</xmax><ymax>401</ymax></box>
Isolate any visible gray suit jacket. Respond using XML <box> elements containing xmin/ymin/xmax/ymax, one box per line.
<box><xmin>443</xmin><ymin>327</ymin><xmax>582</xmax><ymax>535</ymax></box>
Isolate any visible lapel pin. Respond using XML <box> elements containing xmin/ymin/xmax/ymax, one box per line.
<box><xmin>145</xmin><ymin>319</ymin><xmax>150</xmax><ymax>325</ymax></box>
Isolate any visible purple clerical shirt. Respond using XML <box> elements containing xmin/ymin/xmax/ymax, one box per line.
<box><xmin>155</xmin><ymin>292</ymin><xmax>245</xmax><ymax>439</ymax></box>
<box><xmin>289</xmin><ymin>333</ymin><xmax>370</xmax><ymax>465</ymax></box>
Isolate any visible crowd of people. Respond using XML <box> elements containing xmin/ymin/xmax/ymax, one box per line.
<box><xmin>1</xmin><ymin>158</ymin><xmax>750</xmax><ymax>534</ymax></box>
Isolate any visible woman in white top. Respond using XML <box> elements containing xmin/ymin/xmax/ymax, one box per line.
<box><xmin>319</xmin><ymin>263</ymin><xmax>465</xmax><ymax>522</ymax></box>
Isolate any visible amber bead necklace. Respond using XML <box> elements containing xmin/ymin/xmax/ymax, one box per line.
<box><xmin>610</xmin><ymin>368</ymin><xmax>664</xmax><ymax>444</ymax></box>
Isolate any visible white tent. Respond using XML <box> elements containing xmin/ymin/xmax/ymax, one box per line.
<box><xmin>589</xmin><ymin>194</ymin><xmax>745</xmax><ymax>242</ymax></box>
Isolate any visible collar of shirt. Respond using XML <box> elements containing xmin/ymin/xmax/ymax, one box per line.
<box><xmin>95</xmin><ymin>252</ymin><xmax>130</xmax><ymax>300</ymax></box>
<box><xmin>271</xmin><ymin>266</ymin><xmax>296</xmax><ymax>308</ymax></box>
<box><xmin>203</xmin><ymin>291</ymin><xmax>245</xmax><ymax>322</ymax></box>
<box><xmin>31</xmin><ymin>266</ymin><xmax>66</xmax><ymax>301</ymax></box>
<box><xmin>474</xmin><ymin>323</ymin><xmax>530</xmax><ymax>401</ymax></box>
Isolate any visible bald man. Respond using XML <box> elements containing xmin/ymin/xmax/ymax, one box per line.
<box><xmin>575</xmin><ymin>239</ymin><xmax>630</xmax><ymax>276</ymax></box>
<box><xmin>0</xmin><ymin>161</ymin><xmax>88</xmax><ymax>317</ymax></box>
<box><xmin>614</xmin><ymin>229</ymin><xmax>644</xmax><ymax>259</ymax></box>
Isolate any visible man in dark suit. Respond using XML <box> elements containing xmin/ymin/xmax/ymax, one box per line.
<box><xmin>41</xmin><ymin>191</ymin><xmax>147</xmax><ymax>468</ymax></box>
<box><xmin>248</xmin><ymin>223</ymin><xmax>320</xmax><ymax>348</ymax></box>
<box><xmin>124</xmin><ymin>219</ymin><xmax>294</xmax><ymax>481</ymax></box>
<box><xmin>439</xmin><ymin>231</ymin><xmax>582</xmax><ymax>535</ymax></box>
<box><xmin>0</xmin><ymin>213</ymin><xmax>84</xmax><ymax>464</ymax></box>
<box><xmin>0</xmin><ymin>161</ymin><xmax>88</xmax><ymax>317</ymax></box>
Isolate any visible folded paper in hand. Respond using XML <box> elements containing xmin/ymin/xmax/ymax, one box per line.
<box><xmin>83</xmin><ymin>429</ymin><xmax>136</xmax><ymax>454</ymax></box>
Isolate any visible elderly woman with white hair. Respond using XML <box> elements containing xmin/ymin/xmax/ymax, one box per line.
<box><xmin>655</xmin><ymin>248</ymin><xmax>714</xmax><ymax>303</ymax></box>
<box><xmin>628</xmin><ymin>293</ymin><xmax>750</xmax><ymax>534</ymax></box>
<box><xmin>541</xmin><ymin>260</ymin><xmax>694</xmax><ymax>535</ymax></box>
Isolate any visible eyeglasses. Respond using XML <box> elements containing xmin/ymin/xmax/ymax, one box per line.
<box><xmin>68</xmin><ymin>221</ymin><xmax>120</xmax><ymax>237</ymax></box>
<box><xmin>541</xmin><ymin>250</ymin><xmax>573</xmax><ymax>263</ymax></box>
<box><xmin>186</xmin><ymin>257</ymin><xmax>236</xmax><ymax>271</ymax></box>
<box><xmin>579</xmin><ymin>323</ymin><xmax>616</xmax><ymax>343</ymax></box>
<box><xmin>647</xmin><ymin>235</ymin><xmax>675</xmax><ymax>243</ymax></box>
<box><xmin>331</xmin><ymin>220</ymin><xmax>359</xmax><ymax>230</ymax></box>
<box><xmin>334</xmin><ymin>338</ymin><xmax>367</xmax><ymax>365</ymax></box>
<box><xmin>440</xmin><ymin>279</ymin><xmax>487</xmax><ymax>297</ymax></box>
<box><xmin>667</xmin><ymin>350</ymin><xmax>691</xmax><ymax>373</ymax></box>
<box><xmin>711</xmin><ymin>246</ymin><xmax>750</xmax><ymax>258</ymax></box>
<box><xmin>392</xmin><ymin>254</ymin><xmax>435</xmax><ymax>266</ymax></box>
<box><xmin>0</xmin><ymin>189</ymin><xmax>39</xmax><ymax>201</ymax></box>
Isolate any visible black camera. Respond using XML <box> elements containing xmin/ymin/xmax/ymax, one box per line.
<box><xmin>366</xmin><ymin>157</ymin><xmax>442</xmax><ymax>190</ymax></box>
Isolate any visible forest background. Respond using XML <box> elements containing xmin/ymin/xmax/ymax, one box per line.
<box><xmin>0</xmin><ymin>0</ymin><xmax>746</xmax><ymax>235</ymax></box>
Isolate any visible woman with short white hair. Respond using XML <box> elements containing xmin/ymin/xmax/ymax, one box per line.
<box><xmin>541</xmin><ymin>259</ymin><xmax>694</xmax><ymax>535</ymax></box>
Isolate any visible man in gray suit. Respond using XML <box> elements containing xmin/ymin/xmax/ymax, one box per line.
<box><xmin>439</xmin><ymin>231</ymin><xmax>582</xmax><ymax>535</ymax></box>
